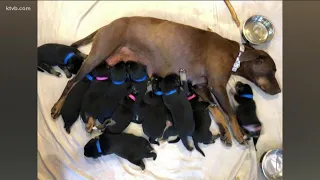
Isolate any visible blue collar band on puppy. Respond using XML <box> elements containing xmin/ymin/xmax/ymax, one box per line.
<box><xmin>64</xmin><ymin>52</ymin><xmax>75</xmax><ymax>64</ymax></box>
<box><xmin>86</xmin><ymin>74</ymin><xmax>93</xmax><ymax>81</ymax></box>
<box><xmin>96</xmin><ymin>139</ymin><xmax>102</xmax><ymax>153</ymax></box>
<box><xmin>154</xmin><ymin>91</ymin><xmax>163</xmax><ymax>96</ymax></box>
<box><xmin>133</xmin><ymin>75</ymin><xmax>147</xmax><ymax>82</ymax></box>
<box><xmin>240</xmin><ymin>94</ymin><xmax>253</xmax><ymax>99</ymax></box>
<box><xmin>112</xmin><ymin>80</ymin><xmax>125</xmax><ymax>85</ymax></box>
<box><xmin>165</xmin><ymin>89</ymin><xmax>177</xmax><ymax>96</ymax></box>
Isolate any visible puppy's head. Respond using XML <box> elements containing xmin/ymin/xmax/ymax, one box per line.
<box><xmin>84</xmin><ymin>136</ymin><xmax>103</xmax><ymax>159</ymax></box>
<box><xmin>151</xmin><ymin>75</ymin><xmax>163</xmax><ymax>95</ymax></box>
<box><xmin>66</xmin><ymin>55</ymin><xmax>84</xmax><ymax>74</ymax></box>
<box><xmin>126</xmin><ymin>61</ymin><xmax>148</xmax><ymax>82</ymax></box>
<box><xmin>92</xmin><ymin>63</ymin><xmax>110</xmax><ymax>78</ymax></box>
<box><xmin>159</xmin><ymin>73</ymin><xmax>180</xmax><ymax>93</ymax></box>
<box><xmin>110</xmin><ymin>61</ymin><xmax>127</xmax><ymax>84</ymax></box>
<box><xmin>239</xmin><ymin>44</ymin><xmax>281</xmax><ymax>95</ymax></box>
<box><xmin>235</xmin><ymin>81</ymin><xmax>253</xmax><ymax>97</ymax></box>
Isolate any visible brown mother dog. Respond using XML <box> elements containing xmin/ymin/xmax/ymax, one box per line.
<box><xmin>51</xmin><ymin>16</ymin><xmax>281</xmax><ymax>146</ymax></box>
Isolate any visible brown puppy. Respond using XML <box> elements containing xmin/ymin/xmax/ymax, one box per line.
<box><xmin>51</xmin><ymin>16</ymin><xmax>281</xmax><ymax>146</ymax></box>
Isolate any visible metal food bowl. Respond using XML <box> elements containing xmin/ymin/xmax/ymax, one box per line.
<box><xmin>260</xmin><ymin>149</ymin><xmax>283</xmax><ymax>180</ymax></box>
<box><xmin>242</xmin><ymin>15</ymin><xmax>275</xmax><ymax>45</ymax></box>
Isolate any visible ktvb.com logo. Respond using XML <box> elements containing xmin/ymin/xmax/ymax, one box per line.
<box><xmin>6</xmin><ymin>6</ymin><xmax>31</xmax><ymax>11</ymax></box>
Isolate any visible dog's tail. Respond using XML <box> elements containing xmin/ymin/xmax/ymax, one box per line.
<box><xmin>71</xmin><ymin>29</ymin><xmax>99</xmax><ymax>48</ymax></box>
<box><xmin>181</xmin><ymin>136</ymin><xmax>194</xmax><ymax>151</ymax></box>
<box><xmin>193</xmin><ymin>138</ymin><xmax>205</xmax><ymax>157</ymax></box>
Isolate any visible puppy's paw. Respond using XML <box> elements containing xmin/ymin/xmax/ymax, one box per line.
<box><xmin>220</xmin><ymin>133</ymin><xmax>232</xmax><ymax>147</ymax></box>
<box><xmin>65</xmin><ymin>127</ymin><xmax>71</xmax><ymax>134</ymax></box>
<box><xmin>152</xmin><ymin>152</ymin><xmax>157</xmax><ymax>160</ymax></box>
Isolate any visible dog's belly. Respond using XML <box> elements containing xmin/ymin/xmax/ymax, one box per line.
<box><xmin>106</xmin><ymin>46</ymin><xmax>207</xmax><ymax>85</ymax></box>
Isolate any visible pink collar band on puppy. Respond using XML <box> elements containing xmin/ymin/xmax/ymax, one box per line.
<box><xmin>96</xmin><ymin>77</ymin><xmax>109</xmax><ymax>81</ymax></box>
<box><xmin>188</xmin><ymin>94</ymin><xmax>196</xmax><ymax>101</ymax></box>
<box><xmin>128</xmin><ymin>94</ymin><xmax>136</xmax><ymax>101</ymax></box>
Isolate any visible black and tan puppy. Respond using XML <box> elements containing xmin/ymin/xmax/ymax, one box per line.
<box><xmin>126</xmin><ymin>61</ymin><xmax>149</xmax><ymax>124</ymax></box>
<box><xmin>37</xmin><ymin>43</ymin><xmax>86</xmax><ymax>78</ymax></box>
<box><xmin>84</xmin><ymin>132</ymin><xmax>157</xmax><ymax>170</ymax></box>
<box><xmin>159</xmin><ymin>73</ymin><xmax>195</xmax><ymax>151</ymax></box>
<box><xmin>80</xmin><ymin>63</ymin><xmax>112</xmax><ymax>132</ymax></box>
<box><xmin>140</xmin><ymin>76</ymin><xmax>172</xmax><ymax>145</ymax></box>
<box><xmin>234</xmin><ymin>81</ymin><xmax>262</xmax><ymax>148</ymax></box>
<box><xmin>60</xmin><ymin>73</ymin><xmax>93</xmax><ymax>134</ymax></box>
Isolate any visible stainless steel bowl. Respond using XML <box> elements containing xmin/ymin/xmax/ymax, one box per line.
<box><xmin>261</xmin><ymin>149</ymin><xmax>283</xmax><ymax>180</ymax></box>
<box><xmin>242</xmin><ymin>15</ymin><xmax>275</xmax><ymax>45</ymax></box>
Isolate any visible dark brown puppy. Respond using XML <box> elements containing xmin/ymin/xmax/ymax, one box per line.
<box><xmin>51</xmin><ymin>16</ymin><xmax>281</xmax><ymax>146</ymax></box>
<box><xmin>160</xmin><ymin>73</ymin><xmax>195</xmax><ymax>151</ymax></box>
<box><xmin>84</xmin><ymin>132</ymin><xmax>157</xmax><ymax>170</ymax></box>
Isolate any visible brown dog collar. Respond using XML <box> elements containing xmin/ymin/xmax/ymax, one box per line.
<box><xmin>231</xmin><ymin>44</ymin><xmax>245</xmax><ymax>72</ymax></box>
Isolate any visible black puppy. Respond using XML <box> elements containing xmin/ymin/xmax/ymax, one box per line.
<box><xmin>234</xmin><ymin>81</ymin><xmax>262</xmax><ymax>148</ymax></box>
<box><xmin>140</xmin><ymin>76</ymin><xmax>172</xmax><ymax>145</ymax></box>
<box><xmin>186</xmin><ymin>82</ymin><xmax>220</xmax><ymax>157</ymax></box>
<box><xmin>80</xmin><ymin>63</ymin><xmax>112</xmax><ymax>132</ymax></box>
<box><xmin>104</xmin><ymin>91</ymin><xmax>137</xmax><ymax>134</ymax></box>
<box><xmin>84</xmin><ymin>131</ymin><xmax>157</xmax><ymax>170</ymax></box>
<box><xmin>83</xmin><ymin>61</ymin><xmax>132</xmax><ymax>132</ymax></box>
<box><xmin>126</xmin><ymin>61</ymin><xmax>149</xmax><ymax>124</ymax></box>
<box><xmin>60</xmin><ymin>72</ymin><xmax>93</xmax><ymax>134</ymax></box>
<box><xmin>37</xmin><ymin>43</ymin><xmax>86</xmax><ymax>78</ymax></box>
<box><xmin>159</xmin><ymin>73</ymin><xmax>195</xmax><ymax>151</ymax></box>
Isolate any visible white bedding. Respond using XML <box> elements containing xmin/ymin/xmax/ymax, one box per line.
<box><xmin>37</xmin><ymin>1</ymin><xmax>283</xmax><ymax>180</ymax></box>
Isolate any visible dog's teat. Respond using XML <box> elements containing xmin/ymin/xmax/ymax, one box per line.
<box><xmin>96</xmin><ymin>76</ymin><xmax>109</xmax><ymax>81</ymax></box>
<box><xmin>240</xmin><ymin>94</ymin><xmax>253</xmax><ymax>99</ymax></box>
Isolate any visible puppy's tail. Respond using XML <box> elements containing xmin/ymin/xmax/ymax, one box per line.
<box><xmin>71</xmin><ymin>29</ymin><xmax>99</xmax><ymax>48</ymax></box>
<box><xmin>181</xmin><ymin>136</ymin><xmax>194</xmax><ymax>151</ymax></box>
<box><xmin>193</xmin><ymin>138</ymin><xmax>205</xmax><ymax>157</ymax></box>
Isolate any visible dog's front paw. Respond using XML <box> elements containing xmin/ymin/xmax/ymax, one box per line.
<box><xmin>51</xmin><ymin>102</ymin><xmax>62</xmax><ymax>119</ymax></box>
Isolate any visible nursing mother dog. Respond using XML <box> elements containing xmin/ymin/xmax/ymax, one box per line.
<box><xmin>51</xmin><ymin>16</ymin><xmax>281</xmax><ymax>146</ymax></box>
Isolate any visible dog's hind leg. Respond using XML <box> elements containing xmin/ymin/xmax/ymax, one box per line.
<box><xmin>145</xmin><ymin>152</ymin><xmax>157</xmax><ymax>160</ymax></box>
<box><xmin>58</xmin><ymin>65</ymin><xmax>72</xmax><ymax>78</ymax></box>
<box><xmin>148</xmin><ymin>137</ymin><xmax>160</xmax><ymax>146</ymax></box>
<box><xmin>129</xmin><ymin>159</ymin><xmax>146</xmax><ymax>170</ymax></box>
<box><xmin>50</xmin><ymin>24</ymin><xmax>125</xmax><ymax>119</ymax></box>
<box><xmin>39</xmin><ymin>63</ymin><xmax>61</xmax><ymax>77</ymax></box>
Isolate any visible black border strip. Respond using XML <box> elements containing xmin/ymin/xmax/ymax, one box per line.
<box><xmin>0</xmin><ymin>1</ymin><xmax>37</xmax><ymax>179</ymax></box>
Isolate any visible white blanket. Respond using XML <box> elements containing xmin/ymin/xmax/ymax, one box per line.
<box><xmin>37</xmin><ymin>1</ymin><xmax>282</xmax><ymax>180</ymax></box>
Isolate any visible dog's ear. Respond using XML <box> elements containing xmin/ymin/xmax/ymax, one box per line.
<box><xmin>239</xmin><ymin>49</ymin><xmax>266</xmax><ymax>62</ymax></box>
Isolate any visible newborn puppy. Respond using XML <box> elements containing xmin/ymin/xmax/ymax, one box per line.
<box><xmin>80</xmin><ymin>63</ymin><xmax>112</xmax><ymax>132</ymax></box>
<box><xmin>83</xmin><ymin>61</ymin><xmax>132</xmax><ymax>132</ymax></box>
<box><xmin>126</xmin><ymin>61</ymin><xmax>149</xmax><ymax>124</ymax></box>
<box><xmin>140</xmin><ymin>76</ymin><xmax>172</xmax><ymax>145</ymax></box>
<box><xmin>186</xmin><ymin>82</ymin><xmax>220</xmax><ymax>157</ymax></box>
<box><xmin>37</xmin><ymin>43</ymin><xmax>86</xmax><ymax>78</ymax></box>
<box><xmin>61</xmin><ymin>72</ymin><xmax>93</xmax><ymax>134</ymax></box>
<box><xmin>234</xmin><ymin>81</ymin><xmax>262</xmax><ymax>148</ymax></box>
<box><xmin>104</xmin><ymin>91</ymin><xmax>137</xmax><ymax>134</ymax></box>
<box><xmin>84</xmin><ymin>131</ymin><xmax>157</xmax><ymax>170</ymax></box>
<box><xmin>159</xmin><ymin>73</ymin><xmax>195</xmax><ymax>151</ymax></box>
